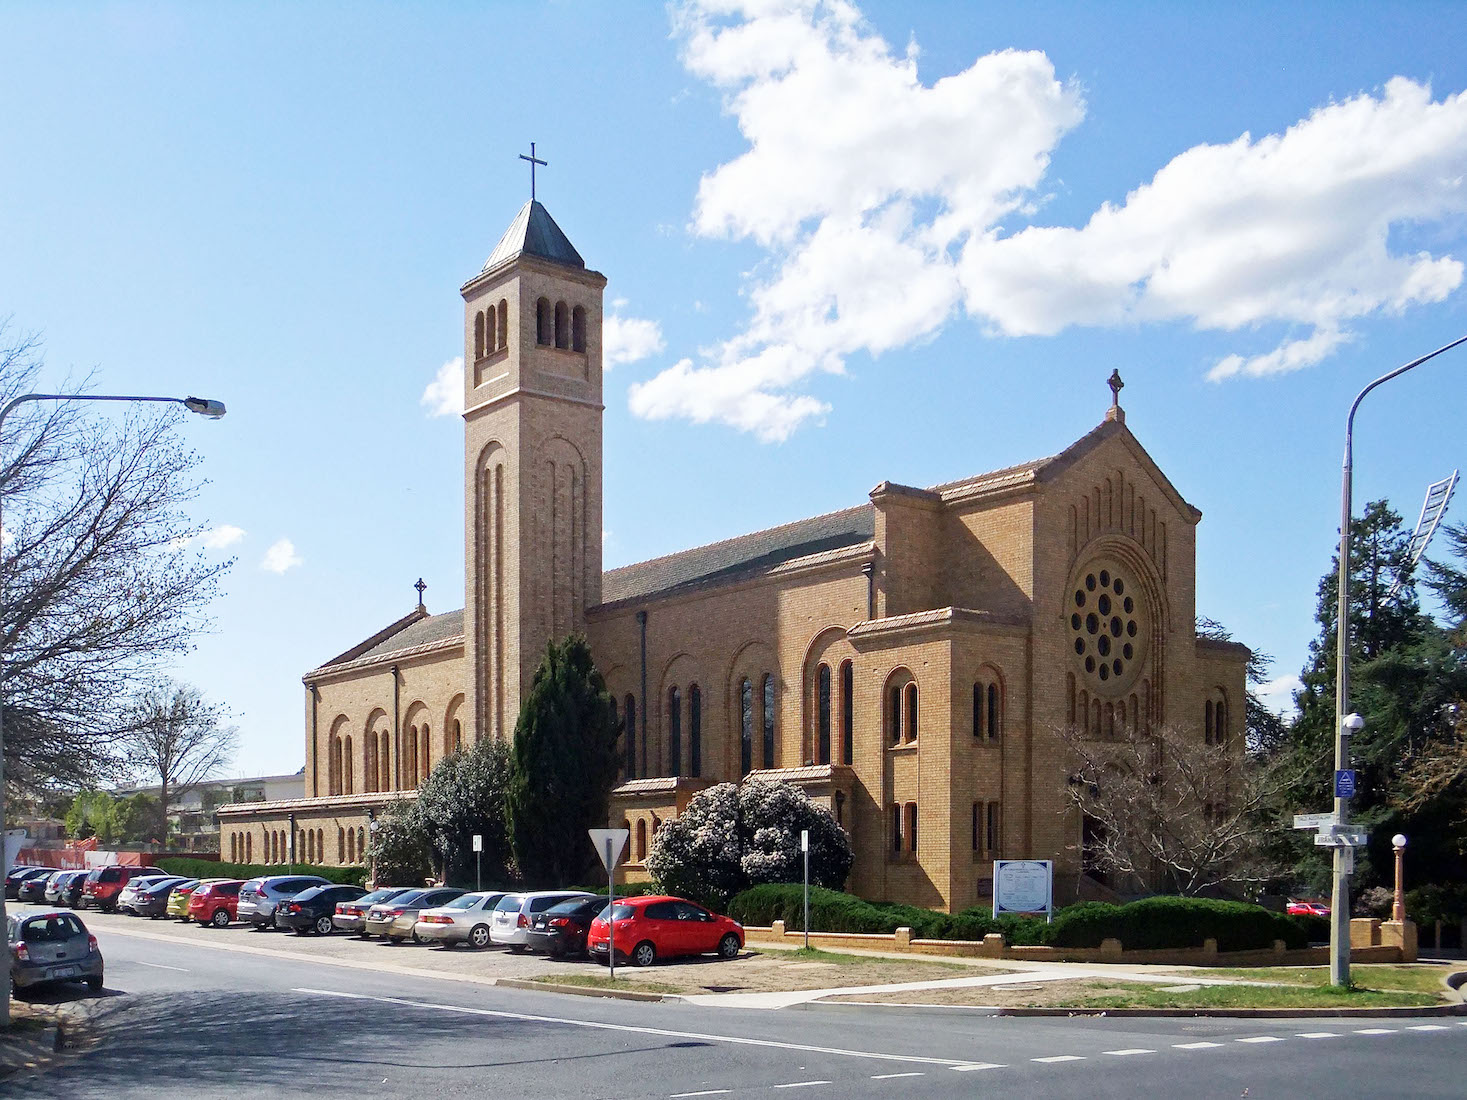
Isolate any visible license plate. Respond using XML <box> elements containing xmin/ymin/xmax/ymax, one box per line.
<box><xmin>51</xmin><ymin>965</ymin><xmax>78</xmax><ymax>979</ymax></box>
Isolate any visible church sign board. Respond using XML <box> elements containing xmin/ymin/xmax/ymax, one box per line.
<box><xmin>993</xmin><ymin>859</ymin><xmax>1053</xmax><ymax>922</ymax></box>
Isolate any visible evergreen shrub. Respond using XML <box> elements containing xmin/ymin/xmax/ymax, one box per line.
<box><xmin>156</xmin><ymin>856</ymin><xmax>367</xmax><ymax>888</ymax></box>
<box><xmin>1047</xmin><ymin>896</ymin><xmax>1308</xmax><ymax>951</ymax></box>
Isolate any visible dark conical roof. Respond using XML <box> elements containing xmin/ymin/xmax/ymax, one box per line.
<box><xmin>482</xmin><ymin>200</ymin><xmax>585</xmax><ymax>272</ymax></box>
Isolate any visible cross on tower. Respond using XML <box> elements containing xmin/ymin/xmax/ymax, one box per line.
<box><xmin>1107</xmin><ymin>369</ymin><xmax>1124</xmax><ymax>407</ymax></box>
<box><xmin>414</xmin><ymin>577</ymin><xmax>427</xmax><ymax>608</ymax></box>
<box><xmin>519</xmin><ymin>142</ymin><xmax>547</xmax><ymax>201</ymax></box>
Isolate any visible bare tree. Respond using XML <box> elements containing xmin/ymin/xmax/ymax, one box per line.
<box><xmin>0</xmin><ymin>321</ymin><xmax>230</xmax><ymax>792</ymax></box>
<box><xmin>1055</xmin><ymin>721</ymin><xmax>1286</xmax><ymax>897</ymax></box>
<box><xmin>121</xmin><ymin>682</ymin><xmax>237</xmax><ymax>844</ymax></box>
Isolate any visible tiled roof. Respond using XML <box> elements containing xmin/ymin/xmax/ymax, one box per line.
<box><xmin>313</xmin><ymin>609</ymin><xmax>464</xmax><ymax>673</ymax></box>
<box><xmin>483</xmin><ymin>200</ymin><xmax>585</xmax><ymax>272</ymax></box>
<box><xmin>600</xmin><ymin>505</ymin><xmax>875</xmax><ymax>606</ymax></box>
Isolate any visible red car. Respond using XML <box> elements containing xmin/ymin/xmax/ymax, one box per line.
<box><xmin>80</xmin><ymin>865</ymin><xmax>168</xmax><ymax>912</ymax></box>
<box><xmin>586</xmin><ymin>895</ymin><xmax>744</xmax><ymax>967</ymax></box>
<box><xmin>188</xmin><ymin>880</ymin><xmax>245</xmax><ymax>927</ymax></box>
<box><xmin>1287</xmin><ymin>899</ymin><xmax>1331</xmax><ymax>917</ymax></box>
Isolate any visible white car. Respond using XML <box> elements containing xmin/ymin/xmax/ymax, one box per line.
<box><xmin>489</xmin><ymin>891</ymin><xmax>594</xmax><ymax>951</ymax></box>
<box><xmin>413</xmin><ymin>891</ymin><xmax>507</xmax><ymax>949</ymax></box>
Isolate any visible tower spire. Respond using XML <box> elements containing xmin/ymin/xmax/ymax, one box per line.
<box><xmin>519</xmin><ymin>142</ymin><xmax>547</xmax><ymax>201</ymax></box>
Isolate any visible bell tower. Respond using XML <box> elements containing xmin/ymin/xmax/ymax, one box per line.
<box><xmin>460</xmin><ymin>196</ymin><xmax>606</xmax><ymax>743</ymax></box>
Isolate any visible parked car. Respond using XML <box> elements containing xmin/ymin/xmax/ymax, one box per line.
<box><xmin>333</xmin><ymin>887</ymin><xmax>413</xmax><ymax>935</ymax></box>
<box><xmin>413</xmin><ymin>891</ymin><xmax>508</xmax><ymax>949</ymax></box>
<box><xmin>525</xmin><ymin>895</ymin><xmax>611</xmax><ymax>958</ymax></box>
<box><xmin>44</xmin><ymin>871</ymin><xmax>83</xmax><ymax>907</ymax></box>
<box><xmin>134</xmin><ymin>877</ymin><xmax>197</xmax><ymax>919</ymax></box>
<box><xmin>188</xmin><ymin>880</ymin><xmax>244</xmax><ymax>927</ymax></box>
<box><xmin>118</xmin><ymin>876</ymin><xmax>186</xmax><ymax>916</ymax></box>
<box><xmin>587</xmin><ymin>895</ymin><xmax>744</xmax><ymax>967</ymax></box>
<box><xmin>60</xmin><ymin>872</ymin><xmax>88</xmax><ymax>909</ymax></box>
<box><xmin>363</xmin><ymin>887</ymin><xmax>465</xmax><ymax>942</ymax></box>
<box><xmin>168</xmin><ymin>878</ymin><xmax>224</xmax><ymax>921</ymax></box>
<box><xmin>16</xmin><ymin>869</ymin><xmax>63</xmax><ymax>904</ymax></box>
<box><xmin>7</xmin><ymin>910</ymin><xmax>103</xmax><ymax>993</ymax></box>
<box><xmin>80</xmin><ymin>865</ymin><xmax>171</xmax><ymax>912</ymax></box>
<box><xmin>237</xmin><ymin>875</ymin><xmax>333</xmax><ymax>930</ymax></box>
<box><xmin>5</xmin><ymin>866</ymin><xmax>43</xmax><ymax>900</ymax></box>
<box><xmin>277</xmin><ymin>884</ymin><xmax>368</xmax><ymax>936</ymax></box>
<box><xmin>489</xmin><ymin>891</ymin><xmax>595</xmax><ymax>951</ymax></box>
<box><xmin>1287</xmin><ymin>899</ymin><xmax>1331</xmax><ymax>917</ymax></box>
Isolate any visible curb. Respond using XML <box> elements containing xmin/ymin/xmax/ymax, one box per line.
<box><xmin>497</xmin><ymin>978</ymin><xmax>667</xmax><ymax>1002</ymax></box>
<box><xmin>799</xmin><ymin>1000</ymin><xmax>1467</xmax><ymax>1019</ymax></box>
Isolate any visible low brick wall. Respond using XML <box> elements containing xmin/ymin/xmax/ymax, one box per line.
<box><xmin>745</xmin><ymin>920</ymin><xmax>1416</xmax><ymax>967</ymax></box>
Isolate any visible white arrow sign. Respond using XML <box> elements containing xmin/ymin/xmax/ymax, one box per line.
<box><xmin>1293</xmin><ymin>813</ymin><xmax>1336</xmax><ymax>830</ymax></box>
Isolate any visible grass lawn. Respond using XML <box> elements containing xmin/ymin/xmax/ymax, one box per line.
<box><xmin>1075</xmin><ymin>981</ymin><xmax>1443</xmax><ymax>1010</ymax></box>
<box><xmin>1163</xmin><ymin>964</ymin><xmax>1456</xmax><ymax>995</ymax></box>
<box><xmin>783</xmin><ymin>946</ymin><xmax>967</xmax><ymax>970</ymax></box>
<box><xmin>525</xmin><ymin>973</ymin><xmax>683</xmax><ymax>994</ymax></box>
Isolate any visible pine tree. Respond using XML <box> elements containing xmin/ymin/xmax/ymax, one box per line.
<box><xmin>505</xmin><ymin>635</ymin><xmax>621</xmax><ymax>887</ymax></box>
<box><xmin>414</xmin><ymin>738</ymin><xmax>513</xmax><ymax>887</ymax></box>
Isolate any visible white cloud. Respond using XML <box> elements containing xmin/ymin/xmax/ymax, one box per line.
<box><xmin>604</xmin><ymin>314</ymin><xmax>666</xmax><ymax>368</ymax></box>
<box><xmin>640</xmin><ymin>2</ymin><xmax>1467</xmax><ymax>438</ymax></box>
<box><xmin>421</xmin><ymin>357</ymin><xmax>463</xmax><ymax>417</ymax></box>
<box><xmin>260</xmin><ymin>538</ymin><xmax>303</xmax><ymax>574</ymax></box>
<box><xmin>200</xmin><ymin>524</ymin><xmax>246</xmax><ymax>550</ymax></box>
<box><xmin>1258</xmin><ymin>675</ymin><xmax>1303</xmax><ymax>718</ymax></box>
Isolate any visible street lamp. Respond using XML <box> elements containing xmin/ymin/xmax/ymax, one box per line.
<box><xmin>1332</xmin><ymin>332</ymin><xmax>1467</xmax><ymax>989</ymax></box>
<box><xmin>0</xmin><ymin>391</ymin><xmax>226</xmax><ymax>1027</ymax></box>
<box><xmin>367</xmin><ymin>808</ymin><xmax>379</xmax><ymax>888</ymax></box>
<box><xmin>1392</xmin><ymin>834</ymin><xmax>1408</xmax><ymax>923</ymax></box>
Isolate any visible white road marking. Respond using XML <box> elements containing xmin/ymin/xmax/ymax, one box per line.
<box><xmin>1172</xmin><ymin>1041</ymin><xmax>1224</xmax><ymax>1050</ymax></box>
<box><xmin>870</xmin><ymin>1073</ymin><xmax>925</xmax><ymax>1080</ymax></box>
<box><xmin>135</xmin><ymin>961</ymin><xmax>190</xmax><ymax>972</ymax></box>
<box><xmin>1408</xmin><ymin>1024</ymin><xmax>1450</xmax><ymax>1031</ymax></box>
<box><xmin>1032</xmin><ymin>1055</ymin><xmax>1085</xmax><ymax>1063</ymax></box>
<box><xmin>1296</xmin><ymin>1032</ymin><xmax>1341</xmax><ymax>1039</ymax></box>
<box><xmin>1235</xmin><ymin>1036</ymin><xmax>1285</xmax><ymax>1044</ymax></box>
<box><xmin>1102</xmin><ymin>1048</ymin><xmax>1154</xmax><ymax>1056</ymax></box>
<box><xmin>294</xmin><ymin>988</ymin><xmax>990</xmax><ymax>1070</ymax></box>
<box><xmin>670</xmin><ymin>1092</ymin><xmax>730</xmax><ymax>1098</ymax></box>
<box><xmin>950</xmin><ymin>1063</ymin><xmax>1006</xmax><ymax>1072</ymax></box>
<box><xmin>772</xmin><ymin>1082</ymin><xmax>830</xmax><ymax>1090</ymax></box>
<box><xmin>1355</xmin><ymin>1028</ymin><xmax>1397</xmax><ymax>1035</ymax></box>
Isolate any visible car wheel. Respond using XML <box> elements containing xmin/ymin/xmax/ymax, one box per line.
<box><xmin>469</xmin><ymin>924</ymin><xmax>490</xmax><ymax>949</ymax></box>
<box><xmin>211</xmin><ymin>909</ymin><xmax>230</xmax><ymax>928</ymax></box>
<box><xmin>508</xmin><ymin>944</ymin><xmax>526</xmax><ymax>954</ymax></box>
<box><xmin>412</xmin><ymin>929</ymin><xmax>426</xmax><ymax>945</ymax></box>
<box><xmin>632</xmin><ymin>941</ymin><xmax>657</xmax><ymax>968</ymax></box>
<box><xmin>314</xmin><ymin>916</ymin><xmax>334</xmax><ymax>936</ymax></box>
<box><xmin>718</xmin><ymin>933</ymin><xmax>741</xmax><ymax>959</ymax></box>
<box><xmin>86</xmin><ymin>975</ymin><xmax>103</xmax><ymax>992</ymax></box>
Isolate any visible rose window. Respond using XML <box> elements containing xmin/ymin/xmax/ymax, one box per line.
<box><xmin>1069</xmin><ymin>565</ymin><xmax>1143</xmax><ymax>691</ymax></box>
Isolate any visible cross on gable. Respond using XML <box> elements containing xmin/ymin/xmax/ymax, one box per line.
<box><xmin>519</xmin><ymin>142</ymin><xmax>547</xmax><ymax>201</ymax></box>
<box><xmin>414</xmin><ymin>577</ymin><xmax>427</xmax><ymax>607</ymax></box>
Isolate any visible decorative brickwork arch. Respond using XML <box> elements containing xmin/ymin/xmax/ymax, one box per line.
<box><xmin>800</xmin><ymin>625</ymin><xmax>855</xmax><ymax>766</ymax></box>
<box><xmin>725</xmin><ymin>639</ymin><xmax>776</xmax><ymax>776</ymax></box>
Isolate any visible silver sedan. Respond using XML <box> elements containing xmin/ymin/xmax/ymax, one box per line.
<box><xmin>413</xmin><ymin>891</ymin><xmax>507</xmax><ymax>948</ymax></box>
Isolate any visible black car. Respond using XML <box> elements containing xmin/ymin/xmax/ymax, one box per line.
<box><xmin>277</xmin><ymin>884</ymin><xmax>368</xmax><ymax>935</ymax></box>
<box><xmin>6</xmin><ymin>866</ymin><xmax>41</xmax><ymax>900</ymax></box>
<box><xmin>15</xmin><ymin>869</ymin><xmax>63</xmax><ymax>904</ymax></box>
<box><xmin>133</xmin><ymin>877</ymin><xmax>196</xmax><ymax>918</ymax></box>
<box><xmin>61</xmin><ymin>871</ymin><xmax>88</xmax><ymax>909</ymax></box>
<box><xmin>524</xmin><ymin>895</ymin><xmax>609</xmax><ymax>957</ymax></box>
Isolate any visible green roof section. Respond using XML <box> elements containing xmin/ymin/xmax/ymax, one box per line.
<box><xmin>482</xmin><ymin>199</ymin><xmax>585</xmax><ymax>272</ymax></box>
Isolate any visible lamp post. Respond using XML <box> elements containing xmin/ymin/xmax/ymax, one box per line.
<box><xmin>0</xmin><ymin>391</ymin><xmax>225</xmax><ymax>1027</ymax></box>
<box><xmin>1391</xmin><ymin>834</ymin><xmax>1408</xmax><ymax>923</ymax></box>
<box><xmin>367</xmin><ymin>808</ymin><xmax>379</xmax><ymax>888</ymax></box>
<box><xmin>1332</xmin><ymin>333</ymin><xmax>1467</xmax><ymax>988</ymax></box>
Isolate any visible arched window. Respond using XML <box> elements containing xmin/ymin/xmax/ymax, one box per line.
<box><xmin>421</xmin><ymin>725</ymin><xmax>431</xmax><ymax>784</ymax></box>
<box><xmin>971</xmin><ymin>803</ymin><xmax>980</xmax><ymax>851</ymax></box>
<box><xmin>905</xmin><ymin>802</ymin><xmax>918</xmax><ymax>852</ymax></box>
<box><xmin>840</xmin><ymin>661</ymin><xmax>854</xmax><ymax>766</ymax></box>
<box><xmin>668</xmin><ymin>686</ymin><xmax>682</xmax><ymax>777</ymax></box>
<box><xmin>347</xmin><ymin>827</ymin><xmax>356</xmax><ymax>863</ymax></box>
<box><xmin>904</xmin><ymin>682</ymin><xmax>918</xmax><ymax>743</ymax></box>
<box><xmin>1217</xmin><ymin>698</ymin><xmax>1228</xmax><ymax>744</ymax></box>
<box><xmin>624</xmin><ymin>694</ymin><xmax>637</xmax><ymax>778</ymax></box>
<box><xmin>572</xmin><ymin>305</ymin><xmax>587</xmax><ymax>352</ymax></box>
<box><xmin>762</xmin><ymin>674</ymin><xmax>776</xmax><ymax>768</ymax></box>
<box><xmin>344</xmin><ymin>736</ymin><xmax>353</xmax><ymax>793</ymax></box>
<box><xmin>986</xmin><ymin>801</ymin><xmax>1002</xmax><ymax>853</ymax></box>
<box><xmin>554</xmin><ymin>300</ymin><xmax>570</xmax><ymax>348</ymax></box>
<box><xmin>1205</xmin><ymin>699</ymin><xmax>1214</xmax><ymax>743</ymax></box>
<box><xmin>229</xmin><ymin>834</ymin><xmax>236</xmax><ymax>862</ymax></box>
<box><xmin>406</xmin><ymin>725</ymin><xmax>418</xmax><ymax>786</ymax></box>
<box><xmin>338</xmin><ymin>827</ymin><xmax>345</xmax><ymax>863</ymax></box>
<box><xmin>485</xmin><ymin>304</ymin><xmax>497</xmax><ymax>353</ymax></box>
<box><xmin>973</xmin><ymin>683</ymin><xmax>984</xmax><ymax>739</ymax></box>
<box><xmin>610</xmin><ymin>697</ymin><xmax>621</xmax><ymax>775</ymax></box>
<box><xmin>329</xmin><ymin>737</ymin><xmax>340</xmax><ymax>795</ymax></box>
<box><xmin>497</xmin><ymin>300</ymin><xmax>508</xmax><ymax>349</ymax></box>
<box><xmin>636</xmin><ymin>819</ymin><xmax>647</xmax><ymax>861</ymax></box>
<box><xmin>358</xmin><ymin>827</ymin><xmax>366</xmax><ymax>863</ymax></box>
<box><xmin>246</xmin><ymin>833</ymin><xmax>252</xmax><ymax>862</ymax></box>
<box><xmin>536</xmin><ymin>297</ymin><xmax>552</xmax><ymax>345</ymax></box>
<box><xmin>306</xmin><ymin>830</ymin><xmax>314</xmax><ymax>863</ymax></box>
<box><xmin>887</xmin><ymin>673</ymin><xmax>915</xmax><ymax>746</ymax></box>
<box><xmin>740</xmin><ymin>679</ymin><xmax>753</xmax><ymax>776</ymax></box>
<box><xmin>816</xmin><ymin>663</ymin><xmax>832</xmax><ymax>765</ymax></box>
<box><xmin>988</xmin><ymin>683</ymin><xmax>1001</xmax><ymax>741</ymax></box>
<box><xmin>474</xmin><ymin>311</ymin><xmax>485</xmax><ymax>359</ymax></box>
<box><xmin>365</xmin><ymin>734</ymin><xmax>378</xmax><ymax>793</ymax></box>
<box><xmin>689</xmin><ymin>684</ymin><xmax>702</xmax><ymax>777</ymax></box>
<box><xmin>379</xmin><ymin>732</ymin><xmax>391</xmax><ymax>791</ymax></box>
<box><xmin>316</xmin><ymin>829</ymin><xmax>324</xmax><ymax>863</ymax></box>
<box><xmin>890</xmin><ymin>805</ymin><xmax>902</xmax><ymax>853</ymax></box>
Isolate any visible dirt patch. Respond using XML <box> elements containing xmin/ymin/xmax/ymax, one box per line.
<box><xmin>822</xmin><ymin>978</ymin><xmax>1113</xmax><ymax>1008</ymax></box>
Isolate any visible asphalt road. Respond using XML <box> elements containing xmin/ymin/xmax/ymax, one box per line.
<box><xmin>8</xmin><ymin>908</ymin><xmax>1464</xmax><ymax>1099</ymax></box>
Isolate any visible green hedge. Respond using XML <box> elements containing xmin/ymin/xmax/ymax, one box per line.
<box><xmin>156</xmin><ymin>857</ymin><xmax>367</xmax><ymax>888</ymax></box>
<box><xmin>726</xmin><ymin>885</ymin><xmax>1311</xmax><ymax>952</ymax></box>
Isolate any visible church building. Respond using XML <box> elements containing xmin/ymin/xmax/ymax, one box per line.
<box><xmin>219</xmin><ymin>194</ymin><xmax>1249</xmax><ymax>912</ymax></box>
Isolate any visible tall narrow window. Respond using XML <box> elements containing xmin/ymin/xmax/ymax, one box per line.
<box><xmin>486</xmin><ymin>304</ymin><xmax>497</xmax><ymax>352</ymax></box>
<box><xmin>636</xmin><ymin>819</ymin><xmax>647</xmax><ymax>860</ymax></box>
<box><xmin>889</xmin><ymin>684</ymin><xmax>902</xmax><ymax>746</ymax></box>
<box><xmin>344</xmin><ymin>736</ymin><xmax>353</xmax><ymax>793</ymax></box>
<box><xmin>379</xmin><ymin>732</ymin><xmax>391</xmax><ymax>791</ymax></box>
<box><xmin>536</xmin><ymin>297</ymin><xmax>552</xmax><ymax>345</ymax></box>
<box><xmin>610</xmin><ymin>697</ymin><xmax>620</xmax><ymax>776</ymax></box>
<box><xmin>624</xmin><ymin>694</ymin><xmax>637</xmax><ymax>778</ymax></box>
<box><xmin>971</xmin><ymin>803</ymin><xmax>980</xmax><ymax>851</ymax></box>
<box><xmin>1205</xmin><ymin>699</ymin><xmax>1214</xmax><ymax>744</ymax></box>
<box><xmin>987</xmin><ymin>683</ymin><xmax>1001</xmax><ymax>740</ymax></box>
<box><xmin>689</xmin><ymin>685</ymin><xmax>702</xmax><ymax>777</ymax></box>
<box><xmin>840</xmin><ymin>661</ymin><xmax>854</xmax><ymax>765</ymax></box>
<box><xmin>421</xmin><ymin>726</ymin><xmax>431</xmax><ymax>784</ymax></box>
<box><xmin>816</xmin><ymin>663</ymin><xmax>832</xmax><ymax>765</ymax></box>
<box><xmin>668</xmin><ymin>686</ymin><xmax>682</xmax><ymax>777</ymax></box>
<box><xmin>986</xmin><ymin>801</ymin><xmax>1001</xmax><ymax>853</ymax></box>
<box><xmin>903</xmin><ymin>682</ymin><xmax>918</xmax><ymax>743</ymax></box>
<box><xmin>762</xmin><ymin>674</ymin><xmax>776</xmax><ymax>768</ymax></box>
<box><xmin>835</xmin><ymin>790</ymin><xmax>846</xmax><ymax>826</ymax></box>
<box><xmin>497</xmin><ymin>299</ymin><xmax>508</xmax><ymax>349</ymax></box>
<box><xmin>453</xmin><ymin>719</ymin><xmax>463</xmax><ymax>752</ymax></box>
<box><xmin>474</xmin><ymin>311</ymin><xmax>485</xmax><ymax>359</ymax></box>
<box><xmin>572</xmin><ymin>305</ymin><xmax>587</xmax><ymax>352</ymax></box>
<box><xmin>891</xmin><ymin>804</ymin><xmax>902</xmax><ymax>853</ymax></box>
<box><xmin>357</xmin><ymin>827</ymin><xmax>366</xmax><ymax>862</ymax></box>
<box><xmin>246</xmin><ymin>833</ymin><xmax>252</xmax><ymax>862</ymax></box>
<box><xmin>740</xmin><ymin>679</ymin><xmax>753</xmax><ymax>776</ymax></box>
<box><xmin>554</xmin><ymin>300</ymin><xmax>570</xmax><ymax>348</ymax></box>
<box><xmin>1216</xmin><ymin>698</ymin><xmax>1227</xmax><ymax>744</ymax></box>
<box><xmin>338</xmin><ymin>827</ymin><xmax>345</xmax><ymax>863</ymax></box>
<box><xmin>905</xmin><ymin>802</ymin><xmax>918</xmax><ymax>852</ymax></box>
<box><xmin>973</xmin><ymin>683</ymin><xmax>984</xmax><ymax>739</ymax></box>
<box><xmin>347</xmin><ymin>827</ymin><xmax>355</xmax><ymax>863</ymax></box>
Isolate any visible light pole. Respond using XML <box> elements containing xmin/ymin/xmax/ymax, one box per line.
<box><xmin>1392</xmin><ymin>834</ymin><xmax>1408</xmax><ymax>923</ymax></box>
<box><xmin>0</xmin><ymin>391</ymin><xmax>225</xmax><ymax>1026</ymax></box>
<box><xmin>1332</xmin><ymin>333</ymin><xmax>1467</xmax><ymax>988</ymax></box>
<box><xmin>367</xmin><ymin>808</ymin><xmax>379</xmax><ymax>888</ymax></box>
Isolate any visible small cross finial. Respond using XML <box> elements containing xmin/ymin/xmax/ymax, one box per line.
<box><xmin>1105</xmin><ymin>370</ymin><xmax>1126</xmax><ymax>423</ymax></box>
<box><xmin>414</xmin><ymin>577</ymin><xmax>427</xmax><ymax>608</ymax></box>
<box><xmin>519</xmin><ymin>142</ymin><xmax>547</xmax><ymax>201</ymax></box>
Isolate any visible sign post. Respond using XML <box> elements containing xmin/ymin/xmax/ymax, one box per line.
<box><xmin>800</xmin><ymin>829</ymin><xmax>810</xmax><ymax>951</ymax></box>
<box><xmin>589</xmin><ymin>828</ymin><xmax>629</xmax><ymax>980</ymax></box>
<box><xmin>472</xmin><ymin>833</ymin><xmax>483</xmax><ymax>892</ymax></box>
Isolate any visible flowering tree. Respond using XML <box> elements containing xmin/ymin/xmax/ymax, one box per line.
<box><xmin>647</xmin><ymin>778</ymin><xmax>853</xmax><ymax>907</ymax></box>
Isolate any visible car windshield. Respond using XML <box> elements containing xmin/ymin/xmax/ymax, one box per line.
<box><xmin>443</xmin><ymin>894</ymin><xmax>485</xmax><ymax>910</ymax></box>
<box><xmin>599</xmin><ymin>905</ymin><xmax>636</xmax><ymax>921</ymax></box>
<box><xmin>493</xmin><ymin>895</ymin><xmax>524</xmax><ymax>913</ymax></box>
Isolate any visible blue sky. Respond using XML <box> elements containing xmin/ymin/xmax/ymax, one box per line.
<box><xmin>3</xmin><ymin>1</ymin><xmax>1465</xmax><ymax>778</ymax></box>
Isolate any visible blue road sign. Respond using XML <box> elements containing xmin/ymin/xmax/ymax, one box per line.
<box><xmin>1335</xmin><ymin>769</ymin><xmax>1358</xmax><ymax>799</ymax></box>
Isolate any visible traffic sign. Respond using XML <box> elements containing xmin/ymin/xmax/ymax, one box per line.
<box><xmin>1335</xmin><ymin>769</ymin><xmax>1358</xmax><ymax>798</ymax></box>
<box><xmin>589</xmin><ymin>828</ymin><xmax>629</xmax><ymax>872</ymax></box>
<box><xmin>1293</xmin><ymin>813</ymin><xmax>1335</xmax><ymax>830</ymax></box>
<box><xmin>1315</xmin><ymin>831</ymin><xmax>1368</xmax><ymax>847</ymax></box>
<box><xmin>472</xmin><ymin>834</ymin><xmax>483</xmax><ymax>853</ymax></box>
